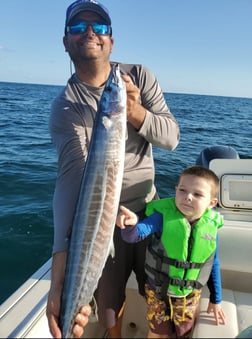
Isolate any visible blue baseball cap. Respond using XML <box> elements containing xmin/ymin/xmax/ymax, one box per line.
<box><xmin>65</xmin><ymin>0</ymin><xmax>111</xmax><ymax>28</ymax></box>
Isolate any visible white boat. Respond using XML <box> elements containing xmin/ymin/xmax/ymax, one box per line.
<box><xmin>1</xmin><ymin>146</ymin><xmax>252</xmax><ymax>338</ymax></box>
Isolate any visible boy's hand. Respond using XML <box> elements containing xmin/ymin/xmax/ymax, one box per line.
<box><xmin>207</xmin><ymin>301</ymin><xmax>226</xmax><ymax>325</ymax></box>
<box><xmin>116</xmin><ymin>205</ymin><xmax>138</xmax><ymax>229</ymax></box>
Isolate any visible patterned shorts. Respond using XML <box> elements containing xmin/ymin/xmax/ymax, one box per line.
<box><xmin>145</xmin><ymin>283</ymin><xmax>202</xmax><ymax>338</ymax></box>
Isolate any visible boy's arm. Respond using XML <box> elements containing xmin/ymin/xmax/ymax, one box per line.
<box><xmin>207</xmin><ymin>236</ymin><xmax>222</xmax><ymax>303</ymax></box>
<box><xmin>116</xmin><ymin>205</ymin><xmax>163</xmax><ymax>243</ymax></box>
<box><xmin>206</xmin><ymin>235</ymin><xmax>226</xmax><ymax>325</ymax></box>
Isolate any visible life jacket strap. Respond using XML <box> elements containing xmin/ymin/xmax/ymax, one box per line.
<box><xmin>149</xmin><ymin>246</ymin><xmax>204</xmax><ymax>269</ymax></box>
<box><xmin>169</xmin><ymin>277</ymin><xmax>203</xmax><ymax>290</ymax></box>
<box><xmin>145</xmin><ymin>262</ymin><xmax>203</xmax><ymax>298</ymax></box>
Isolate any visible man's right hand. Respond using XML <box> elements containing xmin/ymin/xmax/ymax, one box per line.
<box><xmin>47</xmin><ymin>287</ymin><xmax>91</xmax><ymax>338</ymax></box>
<box><xmin>46</xmin><ymin>251</ymin><xmax>92</xmax><ymax>338</ymax></box>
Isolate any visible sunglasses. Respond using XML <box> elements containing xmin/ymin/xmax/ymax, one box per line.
<box><xmin>66</xmin><ymin>21</ymin><xmax>112</xmax><ymax>36</ymax></box>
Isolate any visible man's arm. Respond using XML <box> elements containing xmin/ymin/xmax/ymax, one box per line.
<box><xmin>47</xmin><ymin>251</ymin><xmax>67</xmax><ymax>338</ymax></box>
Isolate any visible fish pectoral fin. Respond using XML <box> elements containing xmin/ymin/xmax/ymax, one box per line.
<box><xmin>125</xmin><ymin>126</ymin><xmax>128</xmax><ymax>141</ymax></box>
<box><xmin>109</xmin><ymin>242</ymin><xmax>115</xmax><ymax>258</ymax></box>
<box><xmin>88</xmin><ymin>297</ymin><xmax>99</xmax><ymax>323</ymax></box>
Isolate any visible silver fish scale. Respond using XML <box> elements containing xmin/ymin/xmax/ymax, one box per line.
<box><xmin>60</xmin><ymin>65</ymin><xmax>127</xmax><ymax>338</ymax></box>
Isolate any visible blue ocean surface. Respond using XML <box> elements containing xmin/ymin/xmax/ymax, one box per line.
<box><xmin>0</xmin><ymin>81</ymin><xmax>251</xmax><ymax>304</ymax></box>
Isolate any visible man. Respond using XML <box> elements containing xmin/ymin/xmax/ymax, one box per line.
<box><xmin>46</xmin><ymin>0</ymin><xmax>180</xmax><ymax>338</ymax></box>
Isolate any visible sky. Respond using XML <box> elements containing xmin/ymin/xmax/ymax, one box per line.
<box><xmin>0</xmin><ymin>0</ymin><xmax>252</xmax><ymax>98</ymax></box>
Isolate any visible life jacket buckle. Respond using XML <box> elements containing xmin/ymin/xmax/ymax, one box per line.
<box><xmin>174</xmin><ymin>260</ymin><xmax>190</xmax><ymax>269</ymax></box>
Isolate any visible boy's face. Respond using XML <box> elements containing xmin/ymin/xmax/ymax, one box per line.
<box><xmin>175</xmin><ymin>174</ymin><xmax>217</xmax><ymax>222</ymax></box>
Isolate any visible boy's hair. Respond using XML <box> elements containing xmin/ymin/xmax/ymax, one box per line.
<box><xmin>179</xmin><ymin>165</ymin><xmax>220</xmax><ymax>198</ymax></box>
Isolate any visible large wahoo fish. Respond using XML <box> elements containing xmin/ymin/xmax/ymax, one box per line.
<box><xmin>59</xmin><ymin>64</ymin><xmax>127</xmax><ymax>338</ymax></box>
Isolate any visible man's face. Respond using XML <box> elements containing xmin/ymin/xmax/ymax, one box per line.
<box><xmin>63</xmin><ymin>11</ymin><xmax>114</xmax><ymax>63</ymax></box>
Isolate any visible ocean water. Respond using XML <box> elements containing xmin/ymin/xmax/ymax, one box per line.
<box><xmin>0</xmin><ymin>81</ymin><xmax>251</xmax><ymax>305</ymax></box>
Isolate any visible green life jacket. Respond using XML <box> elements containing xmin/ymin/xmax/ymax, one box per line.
<box><xmin>145</xmin><ymin>197</ymin><xmax>223</xmax><ymax>297</ymax></box>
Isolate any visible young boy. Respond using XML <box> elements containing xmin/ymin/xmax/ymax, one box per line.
<box><xmin>116</xmin><ymin>165</ymin><xmax>226</xmax><ymax>338</ymax></box>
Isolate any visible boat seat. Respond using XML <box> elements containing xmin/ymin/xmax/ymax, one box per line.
<box><xmin>193</xmin><ymin>212</ymin><xmax>252</xmax><ymax>338</ymax></box>
<box><xmin>193</xmin><ymin>287</ymin><xmax>252</xmax><ymax>338</ymax></box>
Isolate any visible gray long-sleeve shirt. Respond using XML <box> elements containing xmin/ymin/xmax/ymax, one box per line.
<box><xmin>49</xmin><ymin>62</ymin><xmax>180</xmax><ymax>253</ymax></box>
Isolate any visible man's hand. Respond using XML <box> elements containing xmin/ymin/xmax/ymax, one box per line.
<box><xmin>122</xmin><ymin>74</ymin><xmax>146</xmax><ymax>130</ymax></box>
<box><xmin>46</xmin><ymin>252</ymin><xmax>91</xmax><ymax>338</ymax></box>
